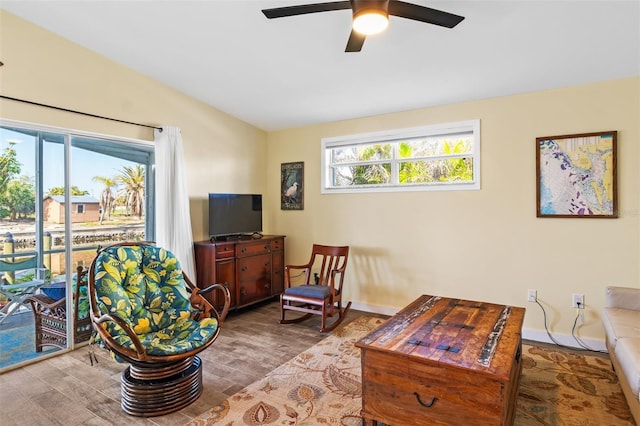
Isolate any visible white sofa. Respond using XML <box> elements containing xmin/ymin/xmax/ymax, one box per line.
<box><xmin>602</xmin><ymin>286</ymin><xmax>640</xmax><ymax>423</ymax></box>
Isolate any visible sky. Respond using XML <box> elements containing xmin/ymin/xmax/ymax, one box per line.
<box><xmin>1</xmin><ymin>128</ymin><xmax>137</xmax><ymax>198</ymax></box>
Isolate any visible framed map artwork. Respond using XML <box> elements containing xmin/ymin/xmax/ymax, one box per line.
<box><xmin>536</xmin><ymin>131</ymin><xmax>617</xmax><ymax>218</ymax></box>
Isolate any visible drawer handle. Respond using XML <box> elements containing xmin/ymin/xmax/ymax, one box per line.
<box><xmin>414</xmin><ymin>392</ymin><xmax>437</xmax><ymax>408</ymax></box>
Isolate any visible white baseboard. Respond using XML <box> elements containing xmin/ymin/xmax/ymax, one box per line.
<box><xmin>351</xmin><ymin>301</ymin><xmax>608</xmax><ymax>353</ymax></box>
<box><xmin>351</xmin><ymin>301</ymin><xmax>398</xmax><ymax>317</ymax></box>
<box><xmin>521</xmin><ymin>328</ymin><xmax>607</xmax><ymax>352</ymax></box>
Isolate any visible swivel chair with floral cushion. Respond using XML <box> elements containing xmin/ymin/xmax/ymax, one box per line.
<box><xmin>88</xmin><ymin>241</ymin><xmax>230</xmax><ymax>417</ymax></box>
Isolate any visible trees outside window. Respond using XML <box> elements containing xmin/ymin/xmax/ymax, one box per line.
<box><xmin>117</xmin><ymin>165</ymin><xmax>145</xmax><ymax>218</ymax></box>
<box><xmin>322</xmin><ymin>120</ymin><xmax>480</xmax><ymax>193</ymax></box>
<box><xmin>92</xmin><ymin>176</ymin><xmax>116</xmax><ymax>223</ymax></box>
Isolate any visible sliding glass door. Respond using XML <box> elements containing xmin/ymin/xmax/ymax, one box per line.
<box><xmin>0</xmin><ymin>120</ymin><xmax>154</xmax><ymax>370</ymax></box>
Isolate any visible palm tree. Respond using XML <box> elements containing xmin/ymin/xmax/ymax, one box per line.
<box><xmin>117</xmin><ymin>165</ymin><xmax>145</xmax><ymax>218</ymax></box>
<box><xmin>92</xmin><ymin>176</ymin><xmax>117</xmax><ymax>224</ymax></box>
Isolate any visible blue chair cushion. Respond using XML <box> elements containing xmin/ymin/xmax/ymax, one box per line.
<box><xmin>284</xmin><ymin>285</ymin><xmax>331</xmax><ymax>299</ymax></box>
<box><xmin>42</xmin><ymin>283</ymin><xmax>66</xmax><ymax>300</ymax></box>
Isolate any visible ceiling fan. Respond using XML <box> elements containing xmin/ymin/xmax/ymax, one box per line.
<box><xmin>262</xmin><ymin>0</ymin><xmax>465</xmax><ymax>52</ymax></box>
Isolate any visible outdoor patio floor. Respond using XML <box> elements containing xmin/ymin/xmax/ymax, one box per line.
<box><xmin>0</xmin><ymin>310</ymin><xmax>61</xmax><ymax>369</ymax></box>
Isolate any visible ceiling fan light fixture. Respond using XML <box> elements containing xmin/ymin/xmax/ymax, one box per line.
<box><xmin>353</xmin><ymin>10</ymin><xmax>389</xmax><ymax>35</ymax></box>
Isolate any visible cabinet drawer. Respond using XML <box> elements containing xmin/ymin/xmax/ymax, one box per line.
<box><xmin>237</xmin><ymin>242</ymin><xmax>271</xmax><ymax>257</ymax></box>
<box><xmin>215</xmin><ymin>243</ymin><xmax>235</xmax><ymax>259</ymax></box>
<box><xmin>237</xmin><ymin>254</ymin><xmax>271</xmax><ymax>279</ymax></box>
<box><xmin>270</xmin><ymin>238</ymin><xmax>283</xmax><ymax>251</ymax></box>
<box><xmin>238</xmin><ymin>279</ymin><xmax>271</xmax><ymax>306</ymax></box>
<box><xmin>237</xmin><ymin>254</ymin><xmax>271</xmax><ymax>305</ymax></box>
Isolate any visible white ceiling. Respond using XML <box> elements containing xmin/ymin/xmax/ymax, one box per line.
<box><xmin>2</xmin><ymin>1</ymin><xmax>639</xmax><ymax>131</ymax></box>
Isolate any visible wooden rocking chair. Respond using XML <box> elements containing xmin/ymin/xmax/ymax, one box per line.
<box><xmin>280</xmin><ymin>244</ymin><xmax>351</xmax><ymax>332</ymax></box>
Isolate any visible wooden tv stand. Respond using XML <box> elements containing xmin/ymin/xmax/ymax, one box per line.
<box><xmin>194</xmin><ymin>235</ymin><xmax>285</xmax><ymax>311</ymax></box>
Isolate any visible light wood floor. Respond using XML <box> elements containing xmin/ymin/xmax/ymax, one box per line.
<box><xmin>0</xmin><ymin>301</ymin><xmax>385</xmax><ymax>426</ymax></box>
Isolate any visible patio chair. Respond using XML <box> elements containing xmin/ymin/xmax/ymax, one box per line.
<box><xmin>0</xmin><ymin>255</ymin><xmax>46</xmax><ymax>325</ymax></box>
<box><xmin>24</xmin><ymin>266</ymin><xmax>92</xmax><ymax>352</ymax></box>
<box><xmin>88</xmin><ymin>241</ymin><xmax>230</xmax><ymax>417</ymax></box>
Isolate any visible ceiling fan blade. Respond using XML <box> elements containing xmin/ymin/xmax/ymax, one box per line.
<box><xmin>345</xmin><ymin>30</ymin><xmax>366</xmax><ymax>52</ymax></box>
<box><xmin>388</xmin><ymin>1</ymin><xmax>464</xmax><ymax>28</ymax></box>
<box><xmin>262</xmin><ymin>1</ymin><xmax>351</xmax><ymax>19</ymax></box>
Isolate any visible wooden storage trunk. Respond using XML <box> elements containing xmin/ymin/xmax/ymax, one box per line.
<box><xmin>356</xmin><ymin>294</ymin><xmax>525</xmax><ymax>426</ymax></box>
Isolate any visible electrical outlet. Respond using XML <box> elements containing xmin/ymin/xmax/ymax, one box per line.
<box><xmin>572</xmin><ymin>293</ymin><xmax>585</xmax><ymax>309</ymax></box>
<box><xmin>527</xmin><ymin>289</ymin><xmax>537</xmax><ymax>303</ymax></box>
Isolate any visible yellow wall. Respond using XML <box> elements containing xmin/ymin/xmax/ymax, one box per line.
<box><xmin>266</xmin><ymin>77</ymin><xmax>640</xmax><ymax>345</ymax></box>
<box><xmin>0</xmin><ymin>10</ymin><xmax>267</xmax><ymax>240</ymax></box>
<box><xmin>2</xmin><ymin>10</ymin><xmax>638</xmax><ymax>345</ymax></box>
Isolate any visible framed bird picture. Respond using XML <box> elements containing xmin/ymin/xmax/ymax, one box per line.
<box><xmin>281</xmin><ymin>162</ymin><xmax>304</xmax><ymax>210</ymax></box>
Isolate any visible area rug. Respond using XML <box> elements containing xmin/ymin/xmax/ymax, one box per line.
<box><xmin>188</xmin><ymin>316</ymin><xmax>383</xmax><ymax>426</ymax></box>
<box><xmin>188</xmin><ymin>317</ymin><xmax>635</xmax><ymax>426</ymax></box>
<box><xmin>517</xmin><ymin>345</ymin><xmax>634</xmax><ymax>425</ymax></box>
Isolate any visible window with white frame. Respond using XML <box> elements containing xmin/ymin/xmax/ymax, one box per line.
<box><xmin>322</xmin><ymin>120</ymin><xmax>480</xmax><ymax>193</ymax></box>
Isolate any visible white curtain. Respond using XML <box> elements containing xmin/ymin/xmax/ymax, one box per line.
<box><xmin>154</xmin><ymin>126</ymin><xmax>196</xmax><ymax>279</ymax></box>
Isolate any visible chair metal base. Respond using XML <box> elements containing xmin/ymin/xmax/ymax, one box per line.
<box><xmin>120</xmin><ymin>356</ymin><xmax>203</xmax><ymax>417</ymax></box>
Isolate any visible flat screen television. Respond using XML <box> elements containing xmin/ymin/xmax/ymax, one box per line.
<box><xmin>209</xmin><ymin>193</ymin><xmax>263</xmax><ymax>239</ymax></box>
